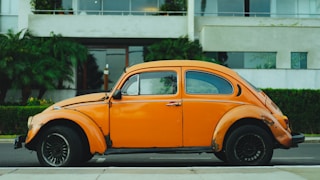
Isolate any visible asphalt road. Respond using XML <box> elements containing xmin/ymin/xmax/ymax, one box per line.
<box><xmin>0</xmin><ymin>142</ymin><xmax>319</xmax><ymax>167</ymax></box>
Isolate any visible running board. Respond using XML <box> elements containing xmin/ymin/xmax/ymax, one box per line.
<box><xmin>104</xmin><ymin>147</ymin><xmax>213</xmax><ymax>155</ymax></box>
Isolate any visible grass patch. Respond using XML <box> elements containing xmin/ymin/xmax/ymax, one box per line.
<box><xmin>304</xmin><ymin>134</ymin><xmax>320</xmax><ymax>137</ymax></box>
<box><xmin>0</xmin><ymin>135</ymin><xmax>17</xmax><ymax>139</ymax></box>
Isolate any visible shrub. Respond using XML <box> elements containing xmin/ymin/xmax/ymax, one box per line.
<box><xmin>263</xmin><ymin>89</ymin><xmax>320</xmax><ymax>134</ymax></box>
<box><xmin>0</xmin><ymin>106</ymin><xmax>48</xmax><ymax>134</ymax></box>
<box><xmin>26</xmin><ymin>97</ymin><xmax>54</xmax><ymax>106</ymax></box>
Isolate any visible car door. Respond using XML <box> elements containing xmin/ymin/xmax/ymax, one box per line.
<box><xmin>110</xmin><ymin>67</ymin><xmax>182</xmax><ymax>148</ymax></box>
<box><xmin>181</xmin><ymin>67</ymin><xmax>242</xmax><ymax>147</ymax></box>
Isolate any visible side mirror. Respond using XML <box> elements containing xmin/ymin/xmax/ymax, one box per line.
<box><xmin>112</xmin><ymin>89</ymin><xmax>122</xmax><ymax>100</ymax></box>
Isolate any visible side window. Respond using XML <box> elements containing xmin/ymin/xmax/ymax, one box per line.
<box><xmin>186</xmin><ymin>71</ymin><xmax>233</xmax><ymax>94</ymax></box>
<box><xmin>121</xmin><ymin>71</ymin><xmax>177</xmax><ymax>95</ymax></box>
<box><xmin>121</xmin><ymin>75</ymin><xmax>138</xmax><ymax>95</ymax></box>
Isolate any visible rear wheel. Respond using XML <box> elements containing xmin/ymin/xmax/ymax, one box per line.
<box><xmin>224</xmin><ymin>125</ymin><xmax>273</xmax><ymax>165</ymax></box>
<box><xmin>36</xmin><ymin>126</ymin><xmax>83</xmax><ymax>167</ymax></box>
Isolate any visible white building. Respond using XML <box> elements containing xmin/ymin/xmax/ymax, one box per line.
<box><xmin>1</xmin><ymin>0</ymin><xmax>320</xmax><ymax>101</ymax></box>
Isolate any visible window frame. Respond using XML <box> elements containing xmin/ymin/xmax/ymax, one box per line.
<box><xmin>121</xmin><ymin>70</ymin><xmax>178</xmax><ymax>96</ymax></box>
<box><xmin>291</xmin><ymin>52</ymin><xmax>308</xmax><ymax>69</ymax></box>
<box><xmin>185</xmin><ymin>70</ymin><xmax>234</xmax><ymax>95</ymax></box>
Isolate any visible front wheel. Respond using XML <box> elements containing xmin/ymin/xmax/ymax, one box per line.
<box><xmin>224</xmin><ymin>125</ymin><xmax>273</xmax><ymax>165</ymax></box>
<box><xmin>36</xmin><ymin>126</ymin><xmax>83</xmax><ymax>167</ymax></box>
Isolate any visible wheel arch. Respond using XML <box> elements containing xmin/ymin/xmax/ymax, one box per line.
<box><xmin>27</xmin><ymin>119</ymin><xmax>88</xmax><ymax>150</ymax></box>
<box><xmin>212</xmin><ymin>105</ymin><xmax>277</xmax><ymax>152</ymax></box>
<box><xmin>223</xmin><ymin>118</ymin><xmax>275</xmax><ymax>148</ymax></box>
<box><xmin>26</xmin><ymin>111</ymin><xmax>107</xmax><ymax>154</ymax></box>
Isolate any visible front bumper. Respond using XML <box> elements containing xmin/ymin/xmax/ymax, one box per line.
<box><xmin>14</xmin><ymin>135</ymin><xmax>26</xmax><ymax>149</ymax></box>
<box><xmin>291</xmin><ymin>132</ymin><xmax>305</xmax><ymax>147</ymax></box>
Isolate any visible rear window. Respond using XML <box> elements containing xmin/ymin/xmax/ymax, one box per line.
<box><xmin>185</xmin><ymin>71</ymin><xmax>233</xmax><ymax>94</ymax></box>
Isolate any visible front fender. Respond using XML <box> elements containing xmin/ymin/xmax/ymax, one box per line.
<box><xmin>212</xmin><ymin>105</ymin><xmax>292</xmax><ymax>151</ymax></box>
<box><xmin>26</xmin><ymin>109</ymin><xmax>107</xmax><ymax>154</ymax></box>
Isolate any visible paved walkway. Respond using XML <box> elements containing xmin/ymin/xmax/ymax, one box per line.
<box><xmin>1</xmin><ymin>137</ymin><xmax>319</xmax><ymax>180</ymax></box>
<box><xmin>0</xmin><ymin>166</ymin><xmax>320</xmax><ymax>180</ymax></box>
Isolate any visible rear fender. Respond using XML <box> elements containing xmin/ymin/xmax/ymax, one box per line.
<box><xmin>212</xmin><ymin>105</ymin><xmax>292</xmax><ymax>151</ymax></box>
<box><xmin>26</xmin><ymin>109</ymin><xmax>107</xmax><ymax>154</ymax></box>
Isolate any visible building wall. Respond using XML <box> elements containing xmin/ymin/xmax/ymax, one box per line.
<box><xmin>197</xmin><ymin>16</ymin><xmax>320</xmax><ymax>89</ymax></box>
<box><xmin>199</xmin><ymin>23</ymin><xmax>320</xmax><ymax>69</ymax></box>
<box><xmin>28</xmin><ymin>15</ymin><xmax>188</xmax><ymax>38</ymax></box>
<box><xmin>235</xmin><ymin>69</ymin><xmax>320</xmax><ymax>89</ymax></box>
<box><xmin>4</xmin><ymin>0</ymin><xmax>319</xmax><ymax>103</ymax></box>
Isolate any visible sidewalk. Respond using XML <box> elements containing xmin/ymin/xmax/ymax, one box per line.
<box><xmin>1</xmin><ymin>166</ymin><xmax>320</xmax><ymax>180</ymax></box>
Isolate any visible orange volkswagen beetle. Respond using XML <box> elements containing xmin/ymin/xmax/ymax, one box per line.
<box><xmin>15</xmin><ymin>60</ymin><xmax>304</xmax><ymax>166</ymax></box>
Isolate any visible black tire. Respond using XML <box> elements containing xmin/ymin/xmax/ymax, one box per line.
<box><xmin>224</xmin><ymin>125</ymin><xmax>273</xmax><ymax>165</ymax></box>
<box><xmin>36</xmin><ymin>126</ymin><xmax>83</xmax><ymax>167</ymax></box>
<box><xmin>81</xmin><ymin>152</ymin><xmax>94</xmax><ymax>163</ymax></box>
<box><xmin>214</xmin><ymin>151</ymin><xmax>227</xmax><ymax>162</ymax></box>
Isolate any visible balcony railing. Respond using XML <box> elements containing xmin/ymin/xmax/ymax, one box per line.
<box><xmin>31</xmin><ymin>10</ymin><xmax>187</xmax><ymax>16</ymax></box>
<box><xmin>195</xmin><ymin>11</ymin><xmax>320</xmax><ymax>18</ymax></box>
<box><xmin>31</xmin><ymin>9</ymin><xmax>320</xmax><ymax>18</ymax></box>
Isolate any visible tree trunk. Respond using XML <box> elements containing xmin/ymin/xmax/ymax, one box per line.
<box><xmin>0</xmin><ymin>76</ymin><xmax>11</xmax><ymax>104</ymax></box>
<box><xmin>38</xmin><ymin>87</ymin><xmax>47</xmax><ymax>99</ymax></box>
<box><xmin>0</xmin><ymin>88</ymin><xmax>8</xmax><ymax>104</ymax></box>
<box><xmin>21</xmin><ymin>85</ymin><xmax>32</xmax><ymax>105</ymax></box>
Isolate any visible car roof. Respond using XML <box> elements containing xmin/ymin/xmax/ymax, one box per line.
<box><xmin>126</xmin><ymin>60</ymin><xmax>238</xmax><ymax>77</ymax></box>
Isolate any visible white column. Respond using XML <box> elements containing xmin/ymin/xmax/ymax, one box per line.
<box><xmin>187</xmin><ymin>0</ymin><xmax>195</xmax><ymax>41</ymax></box>
<box><xmin>18</xmin><ymin>0</ymin><xmax>32</xmax><ymax>31</ymax></box>
<box><xmin>73</xmin><ymin>0</ymin><xmax>78</xmax><ymax>15</ymax></box>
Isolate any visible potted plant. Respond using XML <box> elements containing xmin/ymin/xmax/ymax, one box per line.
<box><xmin>30</xmin><ymin>0</ymin><xmax>55</xmax><ymax>14</ymax></box>
<box><xmin>68</xmin><ymin>8</ymin><xmax>74</xmax><ymax>15</ymax></box>
<box><xmin>56</xmin><ymin>7</ymin><xmax>65</xmax><ymax>15</ymax></box>
<box><xmin>159</xmin><ymin>0</ymin><xmax>186</xmax><ymax>16</ymax></box>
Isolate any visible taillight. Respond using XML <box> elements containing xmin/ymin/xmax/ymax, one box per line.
<box><xmin>284</xmin><ymin>118</ymin><xmax>289</xmax><ymax>126</ymax></box>
<box><xmin>282</xmin><ymin>116</ymin><xmax>292</xmax><ymax>132</ymax></box>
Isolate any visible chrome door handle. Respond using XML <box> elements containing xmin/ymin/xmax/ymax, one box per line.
<box><xmin>166</xmin><ymin>102</ymin><xmax>181</xmax><ymax>106</ymax></box>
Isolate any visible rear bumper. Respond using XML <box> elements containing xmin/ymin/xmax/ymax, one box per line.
<box><xmin>14</xmin><ymin>135</ymin><xmax>26</xmax><ymax>149</ymax></box>
<box><xmin>291</xmin><ymin>132</ymin><xmax>305</xmax><ymax>147</ymax></box>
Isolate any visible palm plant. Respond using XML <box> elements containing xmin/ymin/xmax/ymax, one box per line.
<box><xmin>144</xmin><ymin>36</ymin><xmax>218</xmax><ymax>63</ymax></box>
<box><xmin>0</xmin><ymin>30</ymin><xmax>88</xmax><ymax>104</ymax></box>
<box><xmin>45</xmin><ymin>32</ymin><xmax>88</xmax><ymax>89</ymax></box>
<box><xmin>0</xmin><ymin>29</ymin><xmax>35</xmax><ymax>104</ymax></box>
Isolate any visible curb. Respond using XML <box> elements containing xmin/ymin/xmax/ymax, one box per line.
<box><xmin>303</xmin><ymin>137</ymin><xmax>320</xmax><ymax>143</ymax></box>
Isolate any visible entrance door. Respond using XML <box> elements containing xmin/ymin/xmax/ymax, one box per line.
<box><xmin>105</xmin><ymin>48</ymin><xmax>128</xmax><ymax>89</ymax></box>
<box><xmin>89</xmin><ymin>48</ymin><xmax>128</xmax><ymax>91</ymax></box>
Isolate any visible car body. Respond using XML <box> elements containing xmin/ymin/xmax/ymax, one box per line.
<box><xmin>15</xmin><ymin>60</ymin><xmax>304</xmax><ymax>166</ymax></box>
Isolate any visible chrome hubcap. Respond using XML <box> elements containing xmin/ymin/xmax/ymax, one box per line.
<box><xmin>41</xmin><ymin>133</ymin><xmax>70</xmax><ymax>166</ymax></box>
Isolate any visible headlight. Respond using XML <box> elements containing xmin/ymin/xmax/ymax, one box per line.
<box><xmin>27</xmin><ymin>116</ymin><xmax>33</xmax><ymax>129</ymax></box>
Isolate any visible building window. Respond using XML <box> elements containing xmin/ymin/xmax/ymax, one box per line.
<box><xmin>217</xmin><ymin>0</ymin><xmax>244</xmax><ymax>16</ymax></box>
<box><xmin>78</xmin><ymin>0</ymin><xmax>163</xmax><ymax>15</ymax></box>
<box><xmin>0</xmin><ymin>0</ymin><xmax>18</xmax><ymax>33</ymax></box>
<box><xmin>129</xmin><ymin>46</ymin><xmax>144</xmax><ymax>66</ymax></box>
<box><xmin>205</xmin><ymin>52</ymin><xmax>276</xmax><ymax>69</ymax></box>
<box><xmin>103</xmin><ymin>0</ymin><xmax>130</xmax><ymax>15</ymax></box>
<box><xmin>291</xmin><ymin>52</ymin><xmax>307</xmax><ymax>69</ymax></box>
<box><xmin>195</xmin><ymin>0</ymin><xmax>270</xmax><ymax>17</ymax></box>
<box><xmin>249</xmin><ymin>0</ymin><xmax>270</xmax><ymax>17</ymax></box>
<box><xmin>274</xmin><ymin>0</ymin><xmax>320</xmax><ymax>18</ymax></box>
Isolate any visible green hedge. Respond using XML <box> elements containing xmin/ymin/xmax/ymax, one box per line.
<box><xmin>0</xmin><ymin>89</ymin><xmax>319</xmax><ymax>134</ymax></box>
<box><xmin>0</xmin><ymin>106</ymin><xmax>48</xmax><ymax>135</ymax></box>
<box><xmin>263</xmin><ymin>89</ymin><xmax>320</xmax><ymax>134</ymax></box>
